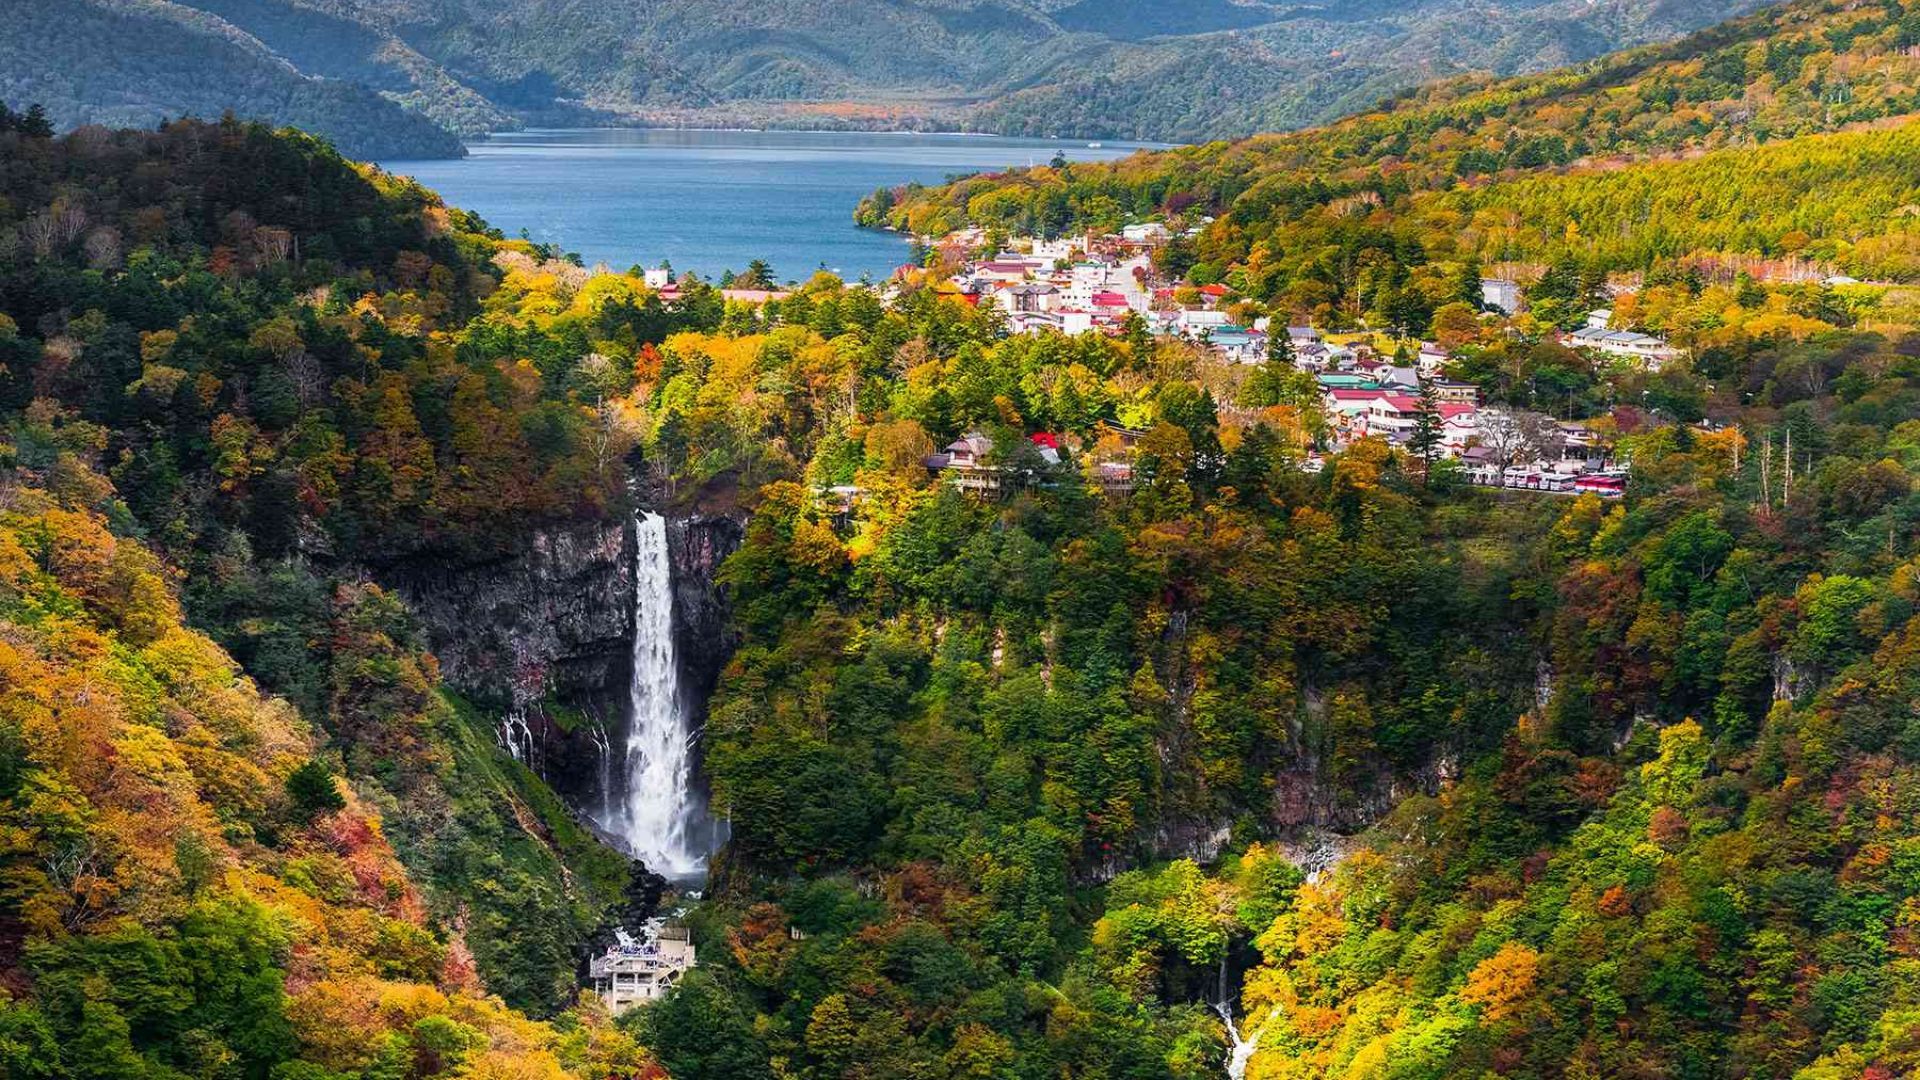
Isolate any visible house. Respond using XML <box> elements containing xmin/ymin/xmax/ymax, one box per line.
<box><xmin>1361</xmin><ymin>393</ymin><xmax>1424</xmax><ymax>440</ymax></box>
<box><xmin>590</xmin><ymin>924</ymin><xmax>695</xmax><ymax>1016</ymax></box>
<box><xmin>1481</xmin><ymin>278</ymin><xmax>1522</xmax><ymax>315</ymax></box>
<box><xmin>1324</xmin><ymin>388</ymin><xmax>1393</xmax><ymax>439</ymax></box>
<box><xmin>1416</xmin><ymin>343</ymin><xmax>1451</xmax><ymax>377</ymax></box>
<box><xmin>1208</xmin><ymin>327</ymin><xmax>1266</xmax><ymax>364</ymax></box>
<box><xmin>1007</xmin><ymin>311</ymin><xmax>1066</xmax><ymax>335</ymax></box>
<box><xmin>931</xmin><ymin>432</ymin><xmax>993</xmax><ymax>469</ymax></box>
<box><xmin>1319</xmin><ymin>343</ymin><xmax>1359</xmax><ymax>369</ymax></box>
<box><xmin>1031</xmin><ymin>236</ymin><xmax>1085</xmax><ymax>262</ymax></box>
<box><xmin>1557</xmin><ymin>421</ymin><xmax>1601</xmax><ymax>461</ymax></box>
<box><xmin>973</xmin><ymin>260</ymin><xmax>1033</xmax><ymax>284</ymax></box>
<box><xmin>1431</xmin><ymin>379</ymin><xmax>1480</xmax><ymax>404</ymax></box>
<box><xmin>1461</xmin><ymin>445</ymin><xmax>1502</xmax><ymax>481</ymax></box>
<box><xmin>1122</xmin><ymin>222</ymin><xmax>1170</xmax><ymax>244</ymax></box>
<box><xmin>997</xmin><ymin>282</ymin><xmax>1058</xmax><ymax>316</ymax></box>
<box><xmin>643</xmin><ymin>268</ymin><xmax>673</xmax><ymax>289</ymax></box>
<box><xmin>1287</xmin><ymin>326</ymin><xmax>1322</xmax><ymax>346</ymax></box>
<box><xmin>1439</xmin><ymin>404</ymin><xmax>1479</xmax><ymax>454</ymax></box>
<box><xmin>1567</xmin><ymin>326</ymin><xmax>1682</xmax><ymax>366</ymax></box>
<box><xmin>1291</xmin><ymin>342</ymin><xmax>1335</xmax><ymax>372</ymax></box>
<box><xmin>1355</xmin><ymin>357</ymin><xmax>1418</xmax><ymax>388</ymax></box>
<box><xmin>1176</xmin><ymin>308</ymin><xmax>1231</xmax><ymax>334</ymax></box>
<box><xmin>1353</xmin><ymin>356</ymin><xmax>1395</xmax><ymax>382</ymax></box>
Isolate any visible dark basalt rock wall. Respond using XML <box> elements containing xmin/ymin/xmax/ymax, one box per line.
<box><xmin>383</xmin><ymin>508</ymin><xmax>746</xmax><ymax>818</ymax></box>
<box><xmin>666</xmin><ymin>513</ymin><xmax>746</xmax><ymax>709</ymax></box>
<box><xmin>382</xmin><ymin>516</ymin><xmax>634</xmax><ymax>809</ymax></box>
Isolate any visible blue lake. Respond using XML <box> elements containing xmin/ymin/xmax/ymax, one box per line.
<box><xmin>379</xmin><ymin>129</ymin><xmax>1157</xmax><ymax>283</ymax></box>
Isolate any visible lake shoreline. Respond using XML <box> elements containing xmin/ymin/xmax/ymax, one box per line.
<box><xmin>378</xmin><ymin>129</ymin><xmax>1154</xmax><ymax>281</ymax></box>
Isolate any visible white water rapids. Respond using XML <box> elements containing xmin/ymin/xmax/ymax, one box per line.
<box><xmin>601</xmin><ymin>511</ymin><xmax>708</xmax><ymax>878</ymax></box>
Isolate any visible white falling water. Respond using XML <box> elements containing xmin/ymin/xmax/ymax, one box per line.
<box><xmin>1214</xmin><ymin>998</ymin><xmax>1281</xmax><ymax>1080</ymax></box>
<box><xmin>608</xmin><ymin>511</ymin><xmax>706</xmax><ymax>878</ymax></box>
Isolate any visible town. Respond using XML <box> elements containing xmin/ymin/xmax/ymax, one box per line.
<box><xmin>781</xmin><ymin>220</ymin><xmax>1682</xmax><ymax>499</ymax></box>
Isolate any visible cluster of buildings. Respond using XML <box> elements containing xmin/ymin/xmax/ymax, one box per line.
<box><xmin>943</xmin><ymin>235</ymin><xmax>1161</xmax><ymax>337</ymax></box>
<box><xmin>935</xmin><ymin>230</ymin><xmax>1679</xmax><ymax>380</ymax></box>
<box><xmin>896</xmin><ymin>302</ymin><xmax>1629</xmax><ymax>500</ymax></box>
<box><xmin>588</xmin><ymin>921</ymin><xmax>696</xmax><ymax>1016</ymax></box>
<box><xmin>1292</xmin><ymin>329</ymin><xmax>1625</xmax><ymax>494</ymax></box>
<box><xmin>886</xmin><ymin>225</ymin><xmax>1658</xmax><ymax>499</ymax></box>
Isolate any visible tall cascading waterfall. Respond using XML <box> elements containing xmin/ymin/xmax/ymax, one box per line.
<box><xmin>601</xmin><ymin>511</ymin><xmax>711</xmax><ymax>879</ymax></box>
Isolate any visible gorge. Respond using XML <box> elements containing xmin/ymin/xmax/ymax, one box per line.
<box><xmin>382</xmin><ymin>504</ymin><xmax>740</xmax><ymax>886</ymax></box>
<box><xmin>7</xmin><ymin>10</ymin><xmax>1920</xmax><ymax>1064</ymax></box>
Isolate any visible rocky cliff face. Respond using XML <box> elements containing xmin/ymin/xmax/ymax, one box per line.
<box><xmin>383</xmin><ymin>516</ymin><xmax>634</xmax><ymax>809</ymax></box>
<box><xmin>382</xmin><ymin>509</ymin><xmax>745</xmax><ymax>821</ymax></box>
<box><xmin>666</xmin><ymin>513</ymin><xmax>746</xmax><ymax>708</ymax></box>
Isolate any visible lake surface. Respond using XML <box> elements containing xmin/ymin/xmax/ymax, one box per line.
<box><xmin>380</xmin><ymin>129</ymin><xmax>1158</xmax><ymax>282</ymax></box>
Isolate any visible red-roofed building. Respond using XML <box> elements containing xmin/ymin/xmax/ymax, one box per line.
<box><xmin>976</xmin><ymin>261</ymin><xmax>1033</xmax><ymax>283</ymax></box>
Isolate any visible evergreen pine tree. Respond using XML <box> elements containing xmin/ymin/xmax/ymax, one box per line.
<box><xmin>1408</xmin><ymin>376</ymin><xmax>1443</xmax><ymax>479</ymax></box>
<box><xmin>21</xmin><ymin>104</ymin><xmax>53</xmax><ymax>139</ymax></box>
<box><xmin>1123</xmin><ymin>310</ymin><xmax>1153</xmax><ymax>365</ymax></box>
<box><xmin>1266</xmin><ymin>323</ymin><xmax>1295</xmax><ymax>367</ymax></box>
<box><xmin>1456</xmin><ymin>252</ymin><xmax>1485</xmax><ymax>308</ymax></box>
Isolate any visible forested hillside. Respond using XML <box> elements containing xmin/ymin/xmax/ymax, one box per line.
<box><xmin>0</xmin><ymin>482</ymin><xmax>652</xmax><ymax>1078</ymax></box>
<box><xmin>571</xmin><ymin>256</ymin><xmax>1919</xmax><ymax>1077</ymax></box>
<box><xmin>5</xmin><ymin>0</ymin><xmax>1771</xmax><ymax>147</ymax></box>
<box><xmin>0</xmin><ymin>108</ymin><xmax>753</xmax><ymax>1074</ymax></box>
<box><xmin>1</xmin><ymin>0</ymin><xmax>468</xmax><ymax>160</ymax></box>
<box><xmin>7</xmin><ymin>0</ymin><xmax>1920</xmax><ymax>1066</ymax></box>
<box><xmin>867</xmin><ymin>0</ymin><xmax>1920</xmax><ymax>327</ymax></box>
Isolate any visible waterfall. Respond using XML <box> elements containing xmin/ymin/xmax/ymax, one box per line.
<box><xmin>605</xmin><ymin>511</ymin><xmax>708</xmax><ymax>879</ymax></box>
<box><xmin>1214</xmin><ymin>951</ymin><xmax>1281</xmax><ymax>1080</ymax></box>
<box><xmin>498</xmin><ymin>708</ymin><xmax>534</xmax><ymax>764</ymax></box>
<box><xmin>1213</xmin><ymin>998</ymin><xmax>1279</xmax><ymax>1080</ymax></box>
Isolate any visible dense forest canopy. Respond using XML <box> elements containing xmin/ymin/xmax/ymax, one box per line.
<box><xmin>3</xmin><ymin>0</ymin><xmax>470</xmax><ymax>160</ymax></box>
<box><xmin>5</xmin><ymin>0</ymin><xmax>1920</xmax><ymax>1069</ymax></box>
<box><xmin>0</xmin><ymin>111</ymin><xmax>720</xmax><ymax>1076</ymax></box>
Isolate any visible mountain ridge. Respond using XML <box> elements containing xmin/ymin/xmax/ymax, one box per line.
<box><xmin>2</xmin><ymin>0</ymin><xmax>1779</xmax><ymax>154</ymax></box>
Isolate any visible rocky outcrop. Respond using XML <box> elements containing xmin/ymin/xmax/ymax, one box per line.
<box><xmin>383</xmin><ymin>517</ymin><xmax>635</xmax><ymax>808</ymax></box>
<box><xmin>388</xmin><ymin>518</ymin><xmax>634</xmax><ymax>712</ymax></box>
<box><xmin>666</xmin><ymin>513</ymin><xmax>745</xmax><ymax>706</ymax></box>
<box><xmin>381</xmin><ymin>507</ymin><xmax>746</xmax><ymax>821</ymax></box>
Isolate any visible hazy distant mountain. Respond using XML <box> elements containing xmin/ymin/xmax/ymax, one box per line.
<box><xmin>1</xmin><ymin>0</ymin><xmax>1778</xmax><ymax>151</ymax></box>
<box><xmin>0</xmin><ymin>0</ymin><xmax>469</xmax><ymax>159</ymax></box>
